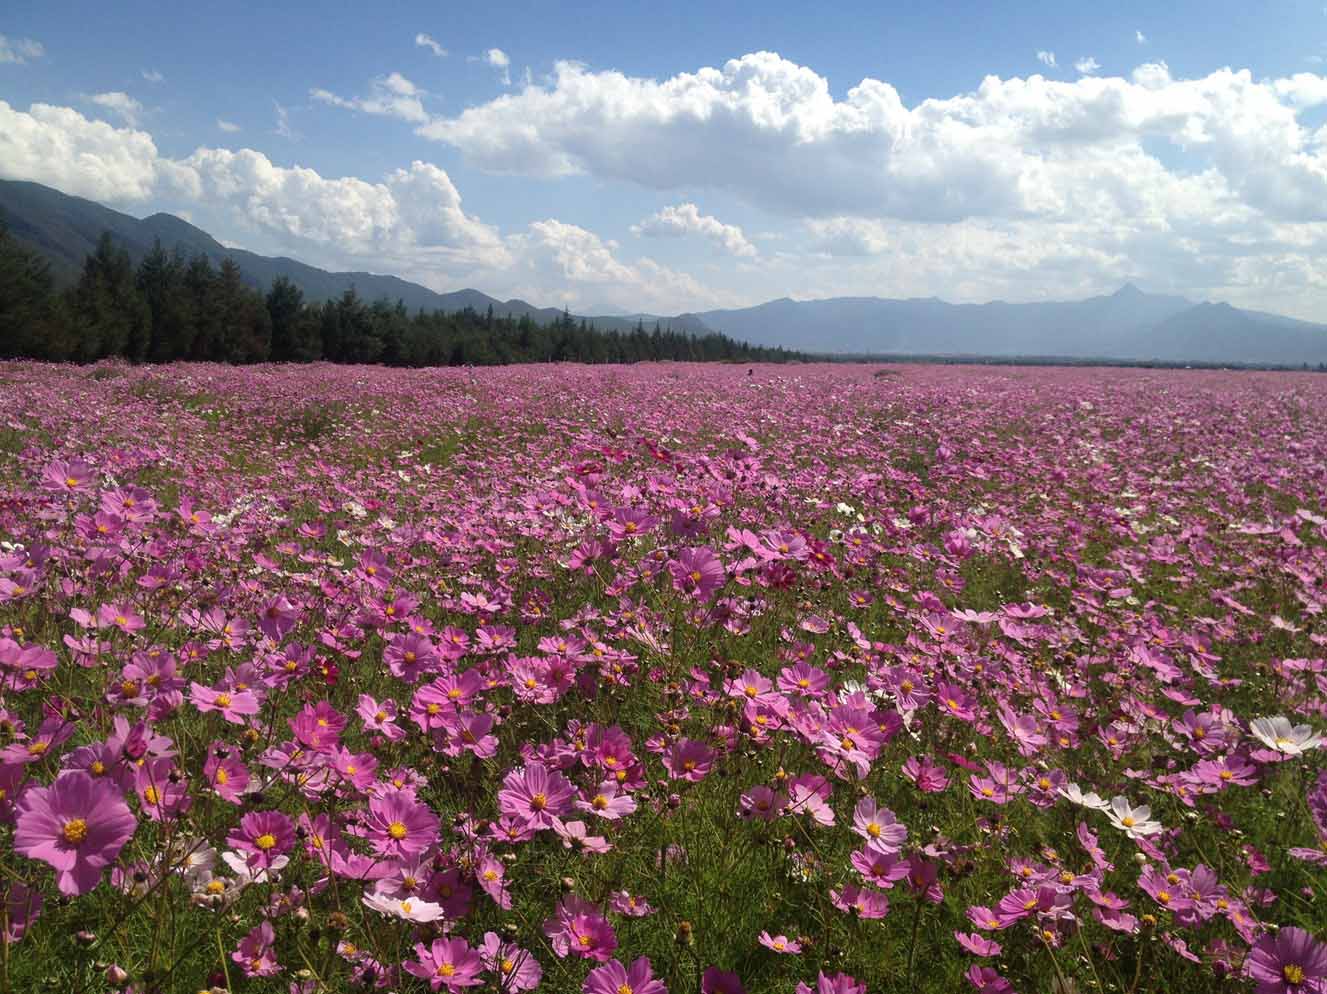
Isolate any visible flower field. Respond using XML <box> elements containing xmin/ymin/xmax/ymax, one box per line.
<box><xmin>1</xmin><ymin>359</ymin><xmax>1325</xmax><ymax>994</ymax></box>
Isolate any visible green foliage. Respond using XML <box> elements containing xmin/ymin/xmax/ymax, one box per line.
<box><xmin>2</xmin><ymin>227</ymin><xmax>803</xmax><ymax>368</ymax></box>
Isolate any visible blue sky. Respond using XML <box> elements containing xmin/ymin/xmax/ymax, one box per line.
<box><xmin>5</xmin><ymin>1</ymin><xmax>1327</xmax><ymax>318</ymax></box>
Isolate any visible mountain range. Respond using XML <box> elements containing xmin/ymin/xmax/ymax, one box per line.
<box><xmin>4</xmin><ymin>178</ymin><xmax>1327</xmax><ymax>366</ymax></box>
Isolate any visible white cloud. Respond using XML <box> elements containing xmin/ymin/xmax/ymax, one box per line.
<box><xmin>0</xmin><ymin>100</ymin><xmax>177</xmax><ymax>202</ymax></box>
<box><xmin>418</xmin><ymin>52</ymin><xmax>1327</xmax><ymax>227</ymax></box>
<box><xmin>1036</xmin><ymin>51</ymin><xmax>1057</xmax><ymax>68</ymax></box>
<box><xmin>505</xmin><ymin>219</ymin><xmax>730</xmax><ymax>312</ymax></box>
<box><xmin>1135</xmin><ymin>30</ymin><xmax>1147</xmax><ymax>45</ymax></box>
<box><xmin>217</xmin><ymin>118</ymin><xmax>240</xmax><ymax>133</ymax></box>
<box><xmin>1074</xmin><ymin>56</ymin><xmax>1102</xmax><ymax>75</ymax></box>
<box><xmin>632</xmin><ymin>202</ymin><xmax>757</xmax><ymax>256</ymax></box>
<box><xmin>0</xmin><ymin>34</ymin><xmax>44</xmax><ymax>65</ymax></box>
<box><xmin>311</xmin><ymin>72</ymin><xmax>428</xmax><ymax>123</ymax></box>
<box><xmin>142</xmin><ymin>69</ymin><xmax>164</xmax><ymax>83</ymax></box>
<box><xmin>416</xmin><ymin>32</ymin><xmax>447</xmax><ymax>57</ymax></box>
<box><xmin>485</xmin><ymin>47</ymin><xmax>511</xmax><ymax>85</ymax></box>
<box><xmin>87</xmin><ymin>91</ymin><xmax>144</xmax><ymax>126</ymax></box>
<box><xmin>273</xmin><ymin>100</ymin><xmax>296</xmax><ymax>140</ymax></box>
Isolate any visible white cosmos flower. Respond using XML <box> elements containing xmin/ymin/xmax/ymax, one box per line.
<box><xmin>362</xmin><ymin>891</ymin><xmax>445</xmax><ymax>922</ymax></box>
<box><xmin>1249</xmin><ymin>716</ymin><xmax>1324</xmax><ymax>756</ymax></box>
<box><xmin>1106</xmin><ymin>797</ymin><xmax>1164</xmax><ymax>839</ymax></box>
<box><xmin>1059</xmin><ymin>782</ymin><xmax>1111</xmax><ymax>812</ymax></box>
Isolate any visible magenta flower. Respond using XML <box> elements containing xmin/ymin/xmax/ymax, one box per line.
<box><xmin>702</xmin><ymin>967</ymin><xmax>746</xmax><ymax>994</ymax></box>
<box><xmin>289</xmin><ymin>700</ymin><xmax>345</xmax><ymax>752</ymax></box>
<box><xmin>190</xmin><ymin>682</ymin><xmax>260</xmax><ymax>724</ymax></box>
<box><xmin>231</xmin><ymin>920</ymin><xmax>279</xmax><ymax>978</ymax></box>
<box><xmin>851</xmin><ymin>797</ymin><xmax>907</xmax><ymax>853</ymax></box>
<box><xmin>544</xmin><ymin>895</ymin><xmax>618</xmax><ymax>961</ymax></box>
<box><xmin>405</xmin><ymin>936</ymin><xmax>484</xmax><ymax>991</ymax></box>
<box><xmin>365</xmin><ymin>789</ymin><xmax>440</xmax><ymax>858</ymax></box>
<box><xmin>669</xmin><ymin>547</ymin><xmax>725</xmax><ymax>600</ymax></box>
<box><xmin>14</xmin><ymin>771</ymin><xmax>137</xmax><ymax>895</ymax></box>
<box><xmin>1246</xmin><ymin>926</ymin><xmax>1327</xmax><ymax>994</ymax></box>
<box><xmin>758</xmin><ymin>931</ymin><xmax>802</xmax><ymax>954</ymax></box>
<box><xmin>663</xmin><ymin>738</ymin><xmax>715</xmax><ymax>782</ymax></box>
<box><xmin>480</xmin><ymin>932</ymin><xmax>542</xmax><ymax>992</ymax></box>
<box><xmin>498</xmin><ymin>763</ymin><xmax>574</xmax><ymax>828</ymax></box>
<box><xmin>795</xmin><ymin>972</ymin><xmax>866</xmax><ymax>994</ymax></box>
<box><xmin>227</xmin><ymin>810</ymin><xmax>295</xmax><ymax>870</ymax></box>
<box><xmin>583</xmin><ymin>957</ymin><xmax>667</xmax><ymax>994</ymax></box>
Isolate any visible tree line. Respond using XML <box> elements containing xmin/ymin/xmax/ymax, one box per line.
<box><xmin>0</xmin><ymin>227</ymin><xmax>801</xmax><ymax>366</ymax></box>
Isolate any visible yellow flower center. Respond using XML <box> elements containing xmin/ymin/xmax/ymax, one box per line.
<box><xmin>216</xmin><ymin>693</ymin><xmax>232</xmax><ymax>707</ymax></box>
<box><xmin>388</xmin><ymin>821</ymin><xmax>408</xmax><ymax>840</ymax></box>
<box><xmin>530</xmin><ymin>792</ymin><xmax>547</xmax><ymax>810</ymax></box>
<box><xmin>1121</xmin><ymin>816</ymin><xmax>1135</xmax><ymax>828</ymax></box>
<box><xmin>1284</xmin><ymin>965</ymin><xmax>1305</xmax><ymax>985</ymax></box>
<box><xmin>62</xmin><ymin>818</ymin><xmax>88</xmax><ymax>845</ymax></box>
<box><xmin>143</xmin><ymin>786</ymin><xmax>160</xmax><ymax>805</ymax></box>
<box><xmin>437</xmin><ymin>963</ymin><xmax>455</xmax><ymax>977</ymax></box>
<box><xmin>215</xmin><ymin>769</ymin><xmax>229</xmax><ymax>785</ymax></box>
<box><xmin>90</xmin><ymin>760</ymin><xmax>106</xmax><ymax>776</ymax></box>
<box><xmin>255</xmin><ymin>833</ymin><xmax>277</xmax><ymax>850</ymax></box>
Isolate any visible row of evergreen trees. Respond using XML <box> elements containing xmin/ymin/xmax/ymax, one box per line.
<box><xmin>0</xmin><ymin>228</ymin><xmax>799</xmax><ymax>366</ymax></box>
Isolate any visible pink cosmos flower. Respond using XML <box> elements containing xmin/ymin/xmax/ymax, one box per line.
<box><xmin>498</xmin><ymin>763</ymin><xmax>575</xmax><ymax>828</ymax></box>
<box><xmin>1246</xmin><ymin>926</ymin><xmax>1327</xmax><ymax>994</ymax></box>
<box><xmin>364</xmin><ymin>789</ymin><xmax>440</xmax><ymax>858</ymax></box>
<box><xmin>795</xmin><ymin>972</ymin><xmax>866</xmax><ymax>994</ymax></box>
<box><xmin>902</xmin><ymin>755</ymin><xmax>951</xmax><ymax>793</ymax></box>
<box><xmin>663</xmin><ymin>738</ymin><xmax>715</xmax><ymax>782</ymax></box>
<box><xmin>584</xmin><ymin>957</ymin><xmax>667</xmax><ymax>994</ymax></box>
<box><xmin>42</xmin><ymin>458</ymin><xmax>94</xmax><ymax>494</ymax></box>
<box><xmin>14</xmin><ymin>771</ymin><xmax>137</xmax><ymax>896</ymax></box>
<box><xmin>576</xmin><ymin>781</ymin><xmax>638</xmax><ymax>820</ymax></box>
<box><xmin>831</xmin><ymin>884</ymin><xmax>889</xmax><ymax>919</ymax></box>
<box><xmin>289</xmin><ymin>701</ymin><xmax>345</xmax><ymax>752</ymax></box>
<box><xmin>702</xmin><ymin>967</ymin><xmax>746</xmax><ymax>994</ymax></box>
<box><xmin>670</xmin><ymin>547</ymin><xmax>725</xmax><ymax>600</ymax></box>
<box><xmin>405</xmin><ymin>936</ymin><xmax>484</xmax><ymax>991</ymax></box>
<box><xmin>758</xmin><ymin>931</ymin><xmax>802</xmax><ymax>954</ymax></box>
<box><xmin>190</xmin><ymin>682</ymin><xmax>261</xmax><ymax>724</ymax></box>
<box><xmin>955</xmin><ymin>932</ymin><xmax>1003</xmax><ymax>957</ymax></box>
<box><xmin>227</xmin><ymin>810</ymin><xmax>295</xmax><ymax>870</ymax></box>
<box><xmin>739</xmin><ymin>785</ymin><xmax>786</xmax><ymax>820</ymax></box>
<box><xmin>851</xmin><ymin>797</ymin><xmax>907</xmax><ymax>853</ymax></box>
<box><xmin>544</xmin><ymin>895</ymin><xmax>617</xmax><ymax>961</ymax></box>
<box><xmin>553</xmin><ymin>818</ymin><xmax>612</xmax><ymax>853</ymax></box>
<box><xmin>232</xmin><ymin>920</ymin><xmax>279</xmax><ymax>978</ymax></box>
<box><xmin>481</xmin><ymin>932</ymin><xmax>542</xmax><ymax>992</ymax></box>
<box><xmin>609</xmin><ymin>890</ymin><xmax>655</xmax><ymax>917</ymax></box>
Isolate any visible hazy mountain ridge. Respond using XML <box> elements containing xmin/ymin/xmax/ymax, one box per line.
<box><xmin>0</xmin><ymin>180</ymin><xmax>709</xmax><ymax>336</ymax></box>
<box><xmin>5</xmin><ymin>179</ymin><xmax>1327</xmax><ymax>365</ymax></box>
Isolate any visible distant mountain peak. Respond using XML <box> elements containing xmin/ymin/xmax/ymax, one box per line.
<box><xmin>1112</xmin><ymin>282</ymin><xmax>1144</xmax><ymax>298</ymax></box>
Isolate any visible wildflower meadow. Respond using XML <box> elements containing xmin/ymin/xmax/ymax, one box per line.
<box><xmin>0</xmin><ymin>359</ymin><xmax>1324</xmax><ymax>994</ymax></box>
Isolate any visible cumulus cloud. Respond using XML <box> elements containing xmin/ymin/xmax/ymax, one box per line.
<box><xmin>415</xmin><ymin>32</ymin><xmax>446</xmax><ymax>57</ymax></box>
<box><xmin>632</xmin><ymin>202</ymin><xmax>757</xmax><ymax>256</ymax></box>
<box><xmin>505</xmin><ymin>219</ymin><xmax>729</xmax><ymax>312</ymax></box>
<box><xmin>142</xmin><ymin>69</ymin><xmax>164</xmax><ymax>83</ymax></box>
<box><xmin>1135</xmin><ymin>30</ymin><xmax>1147</xmax><ymax>45</ymax></box>
<box><xmin>87</xmin><ymin>91</ymin><xmax>143</xmax><ymax>126</ymax></box>
<box><xmin>311</xmin><ymin>72</ymin><xmax>428</xmax><ymax>124</ymax></box>
<box><xmin>417</xmin><ymin>52</ymin><xmax>1327</xmax><ymax>228</ymax></box>
<box><xmin>1074</xmin><ymin>56</ymin><xmax>1101</xmax><ymax>75</ymax></box>
<box><xmin>485</xmin><ymin>48</ymin><xmax>511</xmax><ymax>85</ymax></box>
<box><xmin>216</xmin><ymin>118</ymin><xmax>240</xmax><ymax>133</ymax></box>
<box><xmin>0</xmin><ymin>100</ymin><xmax>184</xmax><ymax>202</ymax></box>
<box><xmin>0</xmin><ymin>34</ymin><xmax>43</xmax><ymax>64</ymax></box>
<box><xmin>1036</xmin><ymin>51</ymin><xmax>1057</xmax><ymax>68</ymax></box>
